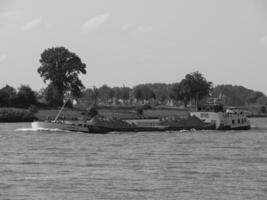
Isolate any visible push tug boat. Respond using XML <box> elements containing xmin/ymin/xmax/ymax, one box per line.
<box><xmin>190</xmin><ymin>98</ymin><xmax>250</xmax><ymax>130</ymax></box>
<box><xmin>32</xmin><ymin>97</ymin><xmax>250</xmax><ymax>133</ymax></box>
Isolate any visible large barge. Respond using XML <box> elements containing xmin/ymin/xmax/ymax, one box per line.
<box><xmin>31</xmin><ymin>97</ymin><xmax>250</xmax><ymax>133</ymax></box>
<box><xmin>32</xmin><ymin>115</ymin><xmax>211</xmax><ymax>134</ymax></box>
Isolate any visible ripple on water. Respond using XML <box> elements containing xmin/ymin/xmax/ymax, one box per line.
<box><xmin>0</xmin><ymin>120</ymin><xmax>267</xmax><ymax>199</ymax></box>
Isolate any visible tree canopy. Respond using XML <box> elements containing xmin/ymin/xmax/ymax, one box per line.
<box><xmin>38</xmin><ymin>47</ymin><xmax>86</xmax><ymax>106</ymax></box>
<box><xmin>213</xmin><ymin>85</ymin><xmax>267</xmax><ymax>106</ymax></box>
<box><xmin>80</xmin><ymin>87</ymin><xmax>100</xmax><ymax>107</ymax></box>
<box><xmin>43</xmin><ymin>83</ymin><xmax>63</xmax><ymax>107</ymax></box>
<box><xmin>0</xmin><ymin>85</ymin><xmax>37</xmax><ymax>108</ymax></box>
<box><xmin>98</xmin><ymin>85</ymin><xmax>114</xmax><ymax>103</ymax></box>
<box><xmin>172</xmin><ymin>72</ymin><xmax>213</xmax><ymax>107</ymax></box>
<box><xmin>14</xmin><ymin>85</ymin><xmax>37</xmax><ymax>108</ymax></box>
<box><xmin>0</xmin><ymin>85</ymin><xmax>17</xmax><ymax>107</ymax></box>
<box><xmin>133</xmin><ymin>85</ymin><xmax>155</xmax><ymax>101</ymax></box>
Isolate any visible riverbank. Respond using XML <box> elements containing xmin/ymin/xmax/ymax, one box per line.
<box><xmin>0</xmin><ymin>106</ymin><xmax>188</xmax><ymax>122</ymax></box>
<box><xmin>35</xmin><ymin>106</ymin><xmax>189</xmax><ymax>121</ymax></box>
<box><xmin>0</xmin><ymin>108</ymin><xmax>37</xmax><ymax>122</ymax></box>
<box><xmin>247</xmin><ymin>114</ymin><xmax>267</xmax><ymax>118</ymax></box>
<box><xmin>1</xmin><ymin>105</ymin><xmax>266</xmax><ymax>122</ymax></box>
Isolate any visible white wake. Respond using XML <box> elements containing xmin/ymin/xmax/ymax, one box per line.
<box><xmin>15</xmin><ymin>127</ymin><xmax>66</xmax><ymax>132</ymax></box>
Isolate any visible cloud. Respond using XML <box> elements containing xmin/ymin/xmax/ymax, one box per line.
<box><xmin>81</xmin><ymin>13</ymin><xmax>110</xmax><ymax>33</ymax></box>
<box><xmin>135</xmin><ymin>26</ymin><xmax>153</xmax><ymax>33</ymax></box>
<box><xmin>0</xmin><ymin>11</ymin><xmax>17</xmax><ymax>19</ymax></box>
<box><xmin>22</xmin><ymin>18</ymin><xmax>43</xmax><ymax>31</ymax></box>
<box><xmin>0</xmin><ymin>54</ymin><xmax>7</xmax><ymax>62</ymax></box>
<box><xmin>260</xmin><ymin>35</ymin><xmax>267</xmax><ymax>45</ymax></box>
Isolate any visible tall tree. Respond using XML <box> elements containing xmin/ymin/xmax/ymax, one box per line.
<box><xmin>173</xmin><ymin>72</ymin><xmax>212</xmax><ymax>107</ymax></box>
<box><xmin>184</xmin><ymin>72</ymin><xmax>212</xmax><ymax>103</ymax></box>
<box><xmin>44</xmin><ymin>83</ymin><xmax>63</xmax><ymax>107</ymax></box>
<box><xmin>171</xmin><ymin>82</ymin><xmax>191</xmax><ymax>107</ymax></box>
<box><xmin>37</xmin><ymin>47</ymin><xmax>86</xmax><ymax>106</ymax></box>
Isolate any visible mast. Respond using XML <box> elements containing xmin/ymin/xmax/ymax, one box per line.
<box><xmin>53</xmin><ymin>98</ymin><xmax>70</xmax><ymax>122</ymax></box>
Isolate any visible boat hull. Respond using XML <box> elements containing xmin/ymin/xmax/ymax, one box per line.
<box><xmin>191</xmin><ymin>111</ymin><xmax>251</xmax><ymax>130</ymax></box>
<box><xmin>31</xmin><ymin>117</ymin><xmax>248</xmax><ymax>134</ymax></box>
<box><xmin>31</xmin><ymin>121</ymin><xmax>209</xmax><ymax>134</ymax></box>
<box><xmin>31</xmin><ymin>121</ymin><xmax>110</xmax><ymax>134</ymax></box>
<box><xmin>217</xmin><ymin>124</ymin><xmax>251</xmax><ymax>130</ymax></box>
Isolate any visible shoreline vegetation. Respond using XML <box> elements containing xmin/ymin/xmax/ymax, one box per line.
<box><xmin>0</xmin><ymin>105</ymin><xmax>265</xmax><ymax>123</ymax></box>
<box><xmin>1</xmin><ymin>46</ymin><xmax>267</xmax><ymax>122</ymax></box>
<box><xmin>0</xmin><ymin>108</ymin><xmax>37</xmax><ymax>122</ymax></box>
<box><xmin>1</xmin><ymin>81</ymin><xmax>267</xmax><ymax>122</ymax></box>
<box><xmin>35</xmin><ymin>106</ymin><xmax>189</xmax><ymax>121</ymax></box>
<box><xmin>1</xmin><ymin>79</ymin><xmax>267</xmax><ymax>123</ymax></box>
<box><xmin>0</xmin><ymin>105</ymin><xmax>189</xmax><ymax>123</ymax></box>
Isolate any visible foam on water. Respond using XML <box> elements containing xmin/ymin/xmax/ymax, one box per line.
<box><xmin>15</xmin><ymin>127</ymin><xmax>67</xmax><ymax>132</ymax></box>
<box><xmin>179</xmin><ymin>129</ymin><xmax>196</xmax><ymax>133</ymax></box>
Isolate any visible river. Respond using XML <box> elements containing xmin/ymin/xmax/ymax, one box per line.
<box><xmin>0</xmin><ymin>118</ymin><xmax>267</xmax><ymax>200</ymax></box>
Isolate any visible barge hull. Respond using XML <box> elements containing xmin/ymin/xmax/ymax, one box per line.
<box><xmin>31</xmin><ymin>122</ymin><xmax>110</xmax><ymax>134</ymax></box>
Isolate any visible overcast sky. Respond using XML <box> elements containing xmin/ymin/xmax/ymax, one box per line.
<box><xmin>1</xmin><ymin>0</ymin><xmax>267</xmax><ymax>94</ymax></box>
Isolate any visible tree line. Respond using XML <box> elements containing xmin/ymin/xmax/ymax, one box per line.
<box><xmin>0</xmin><ymin>71</ymin><xmax>213</xmax><ymax>108</ymax></box>
<box><xmin>1</xmin><ymin>77</ymin><xmax>266</xmax><ymax>109</ymax></box>
<box><xmin>78</xmin><ymin>71</ymin><xmax>212</xmax><ymax>108</ymax></box>
<box><xmin>0</xmin><ymin>46</ymin><xmax>266</xmax><ymax>109</ymax></box>
<box><xmin>0</xmin><ymin>85</ymin><xmax>37</xmax><ymax>108</ymax></box>
<box><xmin>213</xmin><ymin>85</ymin><xmax>267</xmax><ymax>106</ymax></box>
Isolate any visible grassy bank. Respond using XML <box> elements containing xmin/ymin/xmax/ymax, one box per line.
<box><xmin>2</xmin><ymin>104</ymin><xmax>264</xmax><ymax>122</ymax></box>
<box><xmin>247</xmin><ymin>114</ymin><xmax>267</xmax><ymax>118</ymax></box>
<box><xmin>0</xmin><ymin>108</ymin><xmax>37</xmax><ymax>122</ymax></box>
<box><xmin>35</xmin><ymin>106</ymin><xmax>189</xmax><ymax>121</ymax></box>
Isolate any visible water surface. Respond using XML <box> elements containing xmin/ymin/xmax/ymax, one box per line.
<box><xmin>0</xmin><ymin>118</ymin><xmax>267</xmax><ymax>199</ymax></box>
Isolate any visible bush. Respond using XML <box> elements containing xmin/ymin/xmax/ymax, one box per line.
<box><xmin>82</xmin><ymin>106</ymin><xmax>98</xmax><ymax>119</ymax></box>
<box><xmin>135</xmin><ymin>104</ymin><xmax>153</xmax><ymax>116</ymax></box>
<box><xmin>142</xmin><ymin>104</ymin><xmax>153</xmax><ymax>110</ymax></box>
<box><xmin>135</xmin><ymin>106</ymin><xmax>144</xmax><ymax>116</ymax></box>
<box><xmin>88</xmin><ymin>106</ymin><xmax>98</xmax><ymax>118</ymax></box>
<box><xmin>28</xmin><ymin>104</ymin><xmax>38</xmax><ymax>114</ymax></box>
<box><xmin>0</xmin><ymin>108</ymin><xmax>37</xmax><ymax>122</ymax></box>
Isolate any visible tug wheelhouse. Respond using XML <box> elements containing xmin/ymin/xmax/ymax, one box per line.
<box><xmin>190</xmin><ymin>98</ymin><xmax>250</xmax><ymax>130</ymax></box>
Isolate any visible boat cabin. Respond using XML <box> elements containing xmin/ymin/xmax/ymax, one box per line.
<box><xmin>191</xmin><ymin>98</ymin><xmax>250</xmax><ymax>130</ymax></box>
<box><xmin>197</xmin><ymin>98</ymin><xmax>224</xmax><ymax>112</ymax></box>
